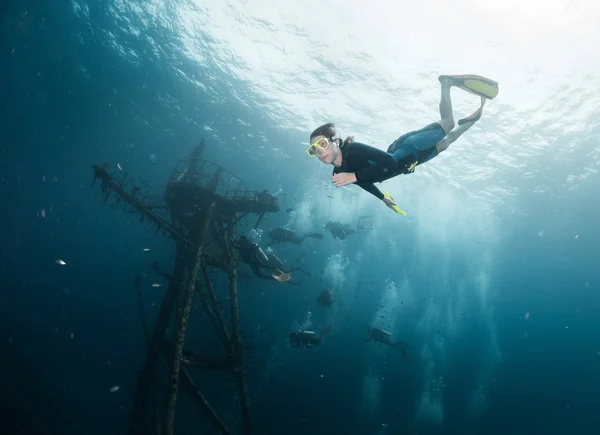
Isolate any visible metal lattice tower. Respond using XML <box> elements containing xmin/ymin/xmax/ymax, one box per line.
<box><xmin>92</xmin><ymin>158</ymin><xmax>279</xmax><ymax>435</ymax></box>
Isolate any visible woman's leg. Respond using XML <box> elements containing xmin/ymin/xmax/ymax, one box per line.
<box><xmin>436</xmin><ymin>96</ymin><xmax>486</xmax><ymax>154</ymax></box>
<box><xmin>437</xmin><ymin>77</ymin><xmax>456</xmax><ymax>134</ymax></box>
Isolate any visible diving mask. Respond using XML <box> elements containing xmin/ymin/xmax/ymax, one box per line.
<box><xmin>306</xmin><ymin>137</ymin><xmax>334</xmax><ymax>157</ymax></box>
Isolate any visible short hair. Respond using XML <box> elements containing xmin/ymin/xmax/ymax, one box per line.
<box><xmin>309</xmin><ymin>123</ymin><xmax>337</xmax><ymax>142</ymax></box>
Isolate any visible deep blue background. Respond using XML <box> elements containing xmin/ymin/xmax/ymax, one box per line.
<box><xmin>2</xmin><ymin>1</ymin><xmax>600</xmax><ymax>434</ymax></box>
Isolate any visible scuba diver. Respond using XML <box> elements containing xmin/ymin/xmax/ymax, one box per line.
<box><xmin>324</xmin><ymin>221</ymin><xmax>357</xmax><ymax>240</ymax></box>
<box><xmin>233</xmin><ymin>235</ymin><xmax>309</xmax><ymax>283</ymax></box>
<box><xmin>289</xmin><ymin>326</ymin><xmax>332</xmax><ymax>348</ymax></box>
<box><xmin>324</xmin><ymin>218</ymin><xmax>372</xmax><ymax>240</ymax></box>
<box><xmin>305</xmin><ymin>74</ymin><xmax>498</xmax><ymax>213</ymax></box>
<box><xmin>267</xmin><ymin>227</ymin><xmax>324</xmax><ymax>245</ymax></box>
<box><xmin>316</xmin><ymin>289</ymin><xmax>335</xmax><ymax>309</ymax></box>
<box><xmin>324</xmin><ymin>215</ymin><xmax>373</xmax><ymax>240</ymax></box>
<box><xmin>255</xmin><ymin>190</ymin><xmax>278</xmax><ymax>207</ymax></box>
<box><xmin>325</xmin><ymin>215</ymin><xmax>373</xmax><ymax>240</ymax></box>
<box><xmin>366</xmin><ymin>326</ymin><xmax>411</xmax><ymax>361</ymax></box>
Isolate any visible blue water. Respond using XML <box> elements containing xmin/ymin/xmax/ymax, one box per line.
<box><xmin>2</xmin><ymin>0</ymin><xmax>600</xmax><ymax>434</ymax></box>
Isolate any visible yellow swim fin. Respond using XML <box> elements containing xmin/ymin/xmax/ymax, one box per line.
<box><xmin>384</xmin><ymin>192</ymin><xmax>407</xmax><ymax>216</ymax></box>
<box><xmin>439</xmin><ymin>74</ymin><xmax>499</xmax><ymax>100</ymax></box>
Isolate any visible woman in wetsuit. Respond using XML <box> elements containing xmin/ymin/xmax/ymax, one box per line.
<box><xmin>305</xmin><ymin>75</ymin><xmax>496</xmax><ymax>212</ymax></box>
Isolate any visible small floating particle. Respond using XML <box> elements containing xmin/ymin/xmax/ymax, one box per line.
<box><xmin>110</xmin><ymin>385</ymin><xmax>120</xmax><ymax>393</ymax></box>
<box><xmin>143</xmin><ymin>248</ymin><xmax>150</xmax><ymax>252</ymax></box>
<box><xmin>117</xmin><ymin>162</ymin><xmax>123</xmax><ymax>171</ymax></box>
<box><xmin>56</xmin><ymin>259</ymin><xmax>67</xmax><ymax>265</ymax></box>
<box><xmin>151</xmin><ymin>283</ymin><xmax>162</xmax><ymax>288</ymax></box>
<box><xmin>525</xmin><ymin>312</ymin><xmax>530</xmax><ymax>320</ymax></box>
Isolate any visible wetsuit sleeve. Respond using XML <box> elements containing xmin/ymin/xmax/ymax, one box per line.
<box><xmin>357</xmin><ymin>182</ymin><xmax>385</xmax><ymax>200</ymax></box>
<box><xmin>351</xmin><ymin>143</ymin><xmax>397</xmax><ymax>184</ymax></box>
<box><xmin>251</xmin><ymin>265</ymin><xmax>274</xmax><ymax>280</ymax></box>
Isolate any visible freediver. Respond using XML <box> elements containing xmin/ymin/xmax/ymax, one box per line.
<box><xmin>267</xmin><ymin>227</ymin><xmax>324</xmax><ymax>245</ymax></box>
<box><xmin>366</xmin><ymin>326</ymin><xmax>411</xmax><ymax>361</ymax></box>
<box><xmin>305</xmin><ymin>75</ymin><xmax>498</xmax><ymax>213</ymax></box>
<box><xmin>289</xmin><ymin>326</ymin><xmax>332</xmax><ymax>348</ymax></box>
<box><xmin>233</xmin><ymin>235</ymin><xmax>310</xmax><ymax>283</ymax></box>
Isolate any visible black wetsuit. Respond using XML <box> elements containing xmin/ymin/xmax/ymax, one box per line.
<box><xmin>235</xmin><ymin>237</ymin><xmax>273</xmax><ymax>280</ymax></box>
<box><xmin>289</xmin><ymin>331</ymin><xmax>321</xmax><ymax>347</ymax></box>
<box><xmin>332</xmin><ymin>142</ymin><xmax>406</xmax><ymax>199</ymax></box>
<box><xmin>333</xmin><ymin>134</ymin><xmax>441</xmax><ymax>200</ymax></box>
<box><xmin>234</xmin><ymin>237</ymin><xmax>307</xmax><ymax>283</ymax></box>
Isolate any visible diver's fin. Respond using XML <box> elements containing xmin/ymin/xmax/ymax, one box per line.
<box><xmin>383</xmin><ymin>192</ymin><xmax>407</xmax><ymax>216</ymax></box>
<box><xmin>439</xmin><ymin>74</ymin><xmax>499</xmax><ymax>100</ymax></box>
<box><xmin>297</xmin><ymin>267</ymin><xmax>312</xmax><ymax>276</ymax></box>
<box><xmin>272</xmin><ymin>269</ymin><xmax>292</xmax><ymax>282</ymax></box>
<box><xmin>458</xmin><ymin>96</ymin><xmax>486</xmax><ymax>126</ymax></box>
<box><xmin>394</xmin><ymin>340</ymin><xmax>413</xmax><ymax>348</ymax></box>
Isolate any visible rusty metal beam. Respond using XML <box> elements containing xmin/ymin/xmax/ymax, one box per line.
<box><xmin>226</xmin><ymin>215</ymin><xmax>253</xmax><ymax>434</ymax></box>
<box><xmin>163</xmin><ymin>204</ymin><xmax>215</xmax><ymax>435</ymax></box>
<box><xmin>129</xmin><ymin>252</ymin><xmax>187</xmax><ymax>435</ymax></box>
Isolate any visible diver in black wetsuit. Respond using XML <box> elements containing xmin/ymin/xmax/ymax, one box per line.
<box><xmin>366</xmin><ymin>327</ymin><xmax>411</xmax><ymax>361</ymax></box>
<box><xmin>289</xmin><ymin>326</ymin><xmax>331</xmax><ymax>348</ymax></box>
<box><xmin>316</xmin><ymin>289</ymin><xmax>335</xmax><ymax>309</ymax></box>
<box><xmin>324</xmin><ymin>221</ymin><xmax>358</xmax><ymax>240</ymax></box>
<box><xmin>267</xmin><ymin>227</ymin><xmax>323</xmax><ymax>245</ymax></box>
<box><xmin>324</xmin><ymin>216</ymin><xmax>371</xmax><ymax>240</ymax></box>
<box><xmin>233</xmin><ymin>236</ymin><xmax>310</xmax><ymax>283</ymax></box>
<box><xmin>305</xmin><ymin>75</ymin><xmax>496</xmax><ymax>212</ymax></box>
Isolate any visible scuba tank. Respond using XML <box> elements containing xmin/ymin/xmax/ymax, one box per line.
<box><xmin>289</xmin><ymin>330</ymin><xmax>319</xmax><ymax>347</ymax></box>
<box><xmin>378</xmin><ymin>328</ymin><xmax>392</xmax><ymax>338</ymax></box>
<box><xmin>254</xmin><ymin>245</ymin><xmax>269</xmax><ymax>264</ymax></box>
<box><xmin>369</xmin><ymin>327</ymin><xmax>392</xmax><ymax>340</ymax></box>
<box><xmin>244</xmin><ymin>230</ymin><xmax>269</xmax><ymax>264</ymax></box>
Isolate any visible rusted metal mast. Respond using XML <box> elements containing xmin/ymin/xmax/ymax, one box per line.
<box><xmin>92</xmin><ymin>159</ymin><xmax>279</xmax><ymax>435</ymax></box>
